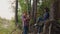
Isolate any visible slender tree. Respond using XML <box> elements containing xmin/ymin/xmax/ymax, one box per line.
<box><xmin>15</xmin><ymin>0</ymin><xmax>18</xmax><ymax>26</ymax></box>
<box><xmin>32</xmin><ymin>0</ymin><xmax>37</xmax><ymax>24</ymax></box>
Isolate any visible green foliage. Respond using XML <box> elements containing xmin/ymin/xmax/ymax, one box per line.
<box><xmin>0</xmin><ymin>17</ymin><xmax>16</xmax><ymax>34</ymax></box>
<box><xmin>18</xmin><ymin>0</ymin><xmax>27</xmax><ymax>11</ymax></box>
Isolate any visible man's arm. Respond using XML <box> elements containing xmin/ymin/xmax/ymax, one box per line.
<box><xmin>43</xmin><ymin>12</ymin><xmax>49</xmax><ymax>20</ymax></box>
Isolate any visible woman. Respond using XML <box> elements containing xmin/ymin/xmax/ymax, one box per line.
<box><xmin>22</xmin><ymin>12</ymin><xmax>30</xmax><ymax>34</ymax></box>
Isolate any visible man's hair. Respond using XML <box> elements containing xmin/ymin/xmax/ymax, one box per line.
<box><xmin>44</xmin><ymin>7</ymin><xmax>49</xmax><ymax>12</ymax></box>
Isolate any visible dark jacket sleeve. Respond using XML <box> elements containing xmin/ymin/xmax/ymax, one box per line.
<box><xmin>43</xmin><ymin>12</ymin><xmax>49</xmax><ymax>20</ymax></box>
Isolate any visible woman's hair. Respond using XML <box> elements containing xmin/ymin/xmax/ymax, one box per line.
<box><xmin>22</xmin><ymin>11</ymin><xmax>27</xmax><ymax>15</ymax></box>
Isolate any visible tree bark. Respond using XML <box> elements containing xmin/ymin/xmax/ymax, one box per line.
<box><xmin>51</xmin><ymin>0</ymin><xmax>60</xmax><ymax>20</ymax></box>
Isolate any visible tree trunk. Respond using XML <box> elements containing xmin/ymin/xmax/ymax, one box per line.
<box><xmin>32</xmin><ymin>0</ymin><xmax>37</xmax><ymax>24</ymax></box>
<box><xmin>50</xmin><ymin>0</ymin><xmax>60</xmax><ymax>20</ymax></box>
<box><xmin>32</xmin><ymin>0</ymin><xmax>37</xmax><ymax>34</ymax></box>
<box><xmin>15</xmin><ymin>0</ymin><xmax>18</xmax><ymax>26</ymax></box>
<box><xmin>28</xmin><ymin>0</ymin><xmax>31</xmax><ymax>15</ymax></box>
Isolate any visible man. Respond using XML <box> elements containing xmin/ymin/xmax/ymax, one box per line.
<box><xmin>22</xmin><ymin>12</ymin><xmax>30</xmax><ymax>34</ymax></box>
<box><xmin>37</xmin><ymin>7</ymin><xmax>49</xmax><ymax>34</ymax></box>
